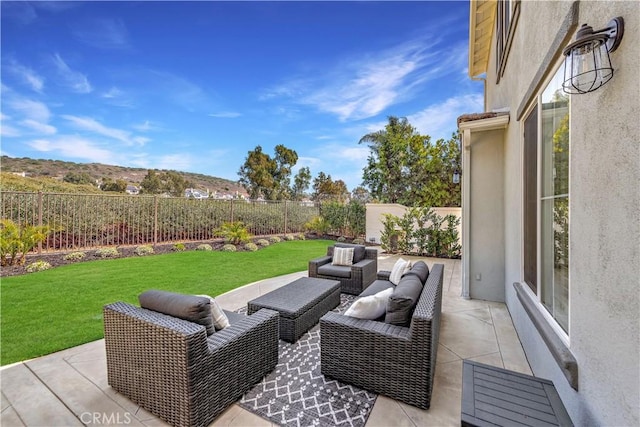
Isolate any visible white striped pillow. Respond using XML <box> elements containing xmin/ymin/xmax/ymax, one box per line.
<box><xmin>389</xmin><ymin>258</ymin><xmax>412</xmax><ymax>285</ymax></box>
<box><xmin>332</xmin><ymin>247</ymin><xmax>355</xmax><ymax>266</ymax></box>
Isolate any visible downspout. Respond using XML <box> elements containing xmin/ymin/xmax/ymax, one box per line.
<box><xmin>471</xmin><ymin>75</ymin><xmax>487</xmax><ymax>112</ymax></box>
<box><xmin>461</xmin><ymin>127</ymin><xmax>472</xmax><ymax>299</ymax></box>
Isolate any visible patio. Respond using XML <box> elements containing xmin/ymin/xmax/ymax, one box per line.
<box><xmin>1</xmin><ymin>254</ymin><xmax>531</xmax><ymax>426</ymax></box>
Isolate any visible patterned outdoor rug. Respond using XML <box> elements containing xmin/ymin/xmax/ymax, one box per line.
<box><xmin>237</xmin><ymin>294</ymin><xmax>378</xmax><ymax>427</ymax></box>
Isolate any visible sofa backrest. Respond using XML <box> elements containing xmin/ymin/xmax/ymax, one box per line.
<box><xmin>408</xmin><ymin>263</ymin><xmax>444</xmax><ymax>399</ymax></box>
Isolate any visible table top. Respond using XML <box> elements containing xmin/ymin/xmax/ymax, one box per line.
<box><xmin>247</xmin><ymin>277</ymin><xmax>341</xmax><ymax>318</ymax></box>
<box><xmin>461</xmin><ymin>360</ymin><xmax>573</xmax><ymax>427</ymax></box>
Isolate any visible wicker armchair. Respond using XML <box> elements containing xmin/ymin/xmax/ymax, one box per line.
<box><xmin>103</xmin><ymin>301</ymin><xmax>279</xmax><ymax>427</ymax></box>
<box><xmin>308</xmin><ymin>243</ymin><xmax>378</xmax><ymax>295</ymax></box>
<box><xmin>320</xmin><ymin>264</ymin><xmax>444</xmax><ymax>409</ymax></box>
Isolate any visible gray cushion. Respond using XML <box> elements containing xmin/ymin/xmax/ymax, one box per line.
<box><xmin>359</xmin><ymin>279</ymin><xmax>394</xmax><ymax>298</ymax></box>
<box><xmin>403</xmin><ymin>261</ymin><xmax>430</xmax><ymax>284</ymax></box>
<box><xmin>139</xmin><ymin>290</ymin><xmax>215</xmax><ymax>335</ymax></box>
<box><xmin>318</xmin><ymin>264</ymin><xmax>352</xmax><ymax>278</ymax></box>
<box><xmin>330</xmin><ymin>243</ymin><xmax>366</xmax><ymax>263</ymax></box>
<box><xmin>385</xmin><ymin>275</ymin><xmax>424</xmax><ymax>327</ymax></box>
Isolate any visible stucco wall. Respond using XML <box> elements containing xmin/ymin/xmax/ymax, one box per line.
<box><xmin>468</xmin><ymin>129</ymin><xmax>505</xmax><ymax>302</ymax></box>
<box><xmin>481</xmin><ymin>1</ymin><xmax>639</xmax><ymax>425</ymax></box>
<box><xmin>365</xmin><ymin>203</ymin><xmax>461</xmax><ymax>247</ymax></box>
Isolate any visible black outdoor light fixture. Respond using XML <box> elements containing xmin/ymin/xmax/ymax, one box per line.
<box><xmin>562</xmin><ymin>17</ymin><xmax>625</xmax><ymax>94</ymax></box>
<box><xmin>452</xmin><ymin>170</ymin><xmax>461</xmax><ymax>185</ymax></box>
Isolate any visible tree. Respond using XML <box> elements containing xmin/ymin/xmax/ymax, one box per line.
<box><xmin>351</xmin><ymin>186</ymin><xmax>372</xmax><ymax>203</ymax></box>
<box><xmin>359</xmin><ymin>116</ymin><xmax>461</xmax><ymax>207</ymax></box>
<box><xmin>63</xmin><ymin>171</ymin><xmax>95</xmax><ymax>186</ymax></box>
<box><xmin>238</xmin><ymin>145</ymin><xmax>299</xmax><ymax>200</ymax></box>
<box><xmin>312</xmin><ymin>172</ymin><xmax>349</xmax><ymax>202</ymax></box>
<box><xmin>140</xmin><ymin>169</ymin><xmax>162</xmax><ymax>194</ymax></box>
<box><xmin>291</xmin><ymin>167</ymin><xmax>311</xmax><ymax>200</ymax></box>
<box><xmin>139</xmin><ymin>169</ymin><xmax>193</xmax><ymax>196</ymax></box>
<box><xmin>101</xmin><ymin>178</ymin><xmax>127</xmax><ymax>192</ymax></box>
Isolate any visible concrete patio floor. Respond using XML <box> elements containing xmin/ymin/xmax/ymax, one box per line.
<box><xmin>1</xmin><ymin>254</ymin><xmax>531</xmax><ymax>426</ymax></box>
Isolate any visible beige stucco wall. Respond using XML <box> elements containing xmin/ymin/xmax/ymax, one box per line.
<box><xmin>477</xmin><ymin>1</ymin><xmax>639</xmax><ymax>425</ymax></box>
<box><xmin>365</xmin><ymin>203</ymin><xmax>461</xmax><ymax>247</ymax></box>
<box><xmin>467</xmin><ymin>129</ymin><xmax>505</xmax><ymax>302</ymax></box>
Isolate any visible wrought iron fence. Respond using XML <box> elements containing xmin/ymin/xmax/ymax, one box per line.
<box><xmin>0</xmin><ymin>192</ymin><xmax>320</xmax><ymax>252</ymax></box>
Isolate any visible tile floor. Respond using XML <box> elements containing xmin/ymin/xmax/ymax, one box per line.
<box><xmin>1</xmin><ymin>254</ymin><xmax>531</xmax><ymax>426</ymax></box>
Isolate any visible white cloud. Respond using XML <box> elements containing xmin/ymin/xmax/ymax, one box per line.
<box><xmin>51</xmin><ymin>53</ymin><xmax>92</xmax><ymax>93</ymax></box>
<box><xmin>132</xmin><ymin>120</ymin><xmax>162</xmax><ymax>132</ymax></box>
<box><xmin>261</xmin><ymin>37</ymin><xmax>466</xmax><ymax>122</ymax></box>
<box><xmin>102</xmin><ymin>87</ymin><xmax>123</xmax><ymax>98</ymax></box>
<box><xmin>7</xmin><ymin>60</ymin><xmax>44</xmax><ymax>93</ymax></box>
<box><xmin>209</xmin><ymin>112</ymin><xmax>242</xmax><ymax>118</ymax></box>
<box><xmin>20</xmin><ymin>119</ymin><xmax>57</xmax><ymax>135</ymax></box>
<box><xmin>154</xmin><ymin>154</ymin><xmax>194</xmax><ymax>171</ymax></box>
<box><xmin>7</xmin><ymin>98</ymin><xmax>51</xmax><ymax>123</ymax></box>
<box><xmin>1</xmin><ymin>125</ymin><xmax>22</xmax><ymax>137</ymax></box>
<box><xmin>408</xmin><ymin>93</ymin><xmax>483</xmax><ymax>141</ymax></box>
<box><xmin>62</xmin><ymin>115</ymin><xmax>148</xmax><ymax>146</ymax></box>
<box><xmin>28</xmin><ymin>136</ymin><xmax>115</xmax><ymax>163</ymax></box>
<box><xmin>72</xmin><ymin>18</ymin><xmax>130</xmax><ymax>50</ymax></box>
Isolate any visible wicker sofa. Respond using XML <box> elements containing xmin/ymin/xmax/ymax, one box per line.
<box><xmin>320</xmin><ymin>262</ymin><xmax>444</xmax><ymax>409</ymax></box>
<box><xmin>103</xmin><ymin>291</ymin><xmax>279</xmax><ymax>427</ymax></box>
<box><xmin>308</xmin><ymin>243</ymin><xmax>378</xmax><ymax>295</ymax></box>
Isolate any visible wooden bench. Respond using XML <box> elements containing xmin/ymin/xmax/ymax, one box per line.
<box><xmin>461</xmin><ymin>360</ymin><xmax>573</xmax><ymax>426</ymax></box>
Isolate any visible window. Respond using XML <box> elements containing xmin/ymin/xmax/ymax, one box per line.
<box><xmin>523</xmin><ymin>66</ymin><xmax>570</xmax><ymax>333</ymax></box>
<box><xmin>496</xmin><ymin>0</ymin><xmax>520</xmax><ymax>82</ymax></box>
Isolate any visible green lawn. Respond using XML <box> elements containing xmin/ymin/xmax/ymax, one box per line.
<box><xmin>0</xmin><ymin>239</ymin><xmax>332</xmax><ymax>365</ymax></box>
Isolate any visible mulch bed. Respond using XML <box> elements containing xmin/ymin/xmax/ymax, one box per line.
<box><xmin>0</xmin><ymin>234</ymin><xmax>362</xmax><ymax>278</ymax></box>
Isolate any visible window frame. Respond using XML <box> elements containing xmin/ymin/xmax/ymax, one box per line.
<box><xmin>521</xmin><ymin>63</ymin><xmax>571</xmax><ymax>344</ymax></box>
<box><xmin>496</xmin><ymin>0</ymin><xmax>521</xmax><ymax>83</ymax></box>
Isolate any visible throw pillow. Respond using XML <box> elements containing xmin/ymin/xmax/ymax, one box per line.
<box><xmin>139</xmin><ymin>290</ymin><xmax>215</xmax><ymax>335</ymax></box>
<box><xmin>385</xmin><ymin>274</ymin><xmax>424</xmax><ymax>326</ymax></box>
<box><xmin>332</xmin><ymin>247</ymin><xmax>355</xmax><ymax>266</ymax></box>
<box><xmin>389</xmin><ymin>258</ymin><xmax>412</xmax><ymax>285</ymax></box>
<box><xmin>335</xmin><ymin>243</ymin><xmax>366</xmax><ymax>263</ymax></box>
<box><xmin>403</xmin><ymin>260</ymin><xmax>430</xmax><ymax>284</ymax></box>
<box><xmin>198</xmin><ymin>295</ymin><xmax>230</xmax><ymax>330</ymax></box>
<box><xmin>344</xmin><ymin>287</ymin><xmax>394</xmax><ymax>319</ymax></box>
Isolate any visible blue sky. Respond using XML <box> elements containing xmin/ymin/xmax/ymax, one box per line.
<box><xmin>1</xmin><ymin>1</ymin><xmax>482</xmax><ymax>191</ymax></box>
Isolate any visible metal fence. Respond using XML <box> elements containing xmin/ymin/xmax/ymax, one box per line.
<box><xmin>0</xmin><ymin>191</ymin><xmax>320</xmax><ymax>252</ymax></box>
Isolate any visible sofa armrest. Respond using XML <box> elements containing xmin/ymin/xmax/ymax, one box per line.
<box><xmin>309</xmin><ymin>255</ymin><xmax>332</xmax><ymax>277</ymax></box>
<box><xmin>377</xmin><ymin>270</ymin><xmax>391</xmax><ymax>281</ymax></box>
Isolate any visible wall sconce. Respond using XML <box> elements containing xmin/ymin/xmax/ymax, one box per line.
<box><xmin>452</xmin><ymin>170</ymin><xmax>461</xmax><ymax>185</ymax></box>
<box><xmin>562</xmin><ymin>17</ymin><xmax>624</xmax><ymax>94</ymax></box>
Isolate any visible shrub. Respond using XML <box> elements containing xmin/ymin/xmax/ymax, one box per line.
<box><xmin>196</xmin><ymin>244</ymin><xmax>213</xmax><ymax>251</ymax></box>
<box><xmin>336</xmin><ymin>236</ymin><xmax>346</xmax><ymax>243</ymax></box>
<box><xmin>353</xmin><ymin>238</ymin><xmax>365</xmax><ymax>245</ymax></box>
<box><xmin>25</xmin><ymin>260</ymin><xmax>52</xmax><ymax>273</ymax></box>
<box><xmin>256</xmin><ymin>239</ymin><xmax>270</xmax><ymax>247</ymax></box>
<box><xmin>0</xmin><ymin>219</ymin><xmax>51</xmax><ymax>266</ymax></box>
<box><xmin>268</xmin><ymin>236</ymin><xmax>281</xmax><ymax>244</ymax></box>
<box><xmin>173</xmin><ymin>243</ymin><xmax>186</xmax><ymax>252</ymax></box>
<box><xmin>134</xmin><ymin>245</ymin><xmax>154</xmax><ymax>256</ymax></box>
<box><xmin>222</xmin><ymin>244</ymin><xmax>237</xmax><ymax>252</ymax></box>
<box><xmin>304</xmin><ymin>216</ymin><xmax>330</xmax><ymax>235</ymax></box>
<box><xmin>215</xmin><ymin>221</ymin><xmax>251</xmax><ymax>244</ymax></box>
<box><xmin>63</xmin><ymin>251</ymin><xmax>86</xmax><ymax>261</ymax></box>
<box><xmin>296</xmin><ymin>233</ymin><xmax>306</xmax><ymax>240</ymax></box>
<box><xmin>244</xmin><ymin>242</ymin><xmax>258</xmax><ymax>252</ymax></box>
<box><xmin>283</xmin><ymin>234</ymin><xmax>295</xmax><ymax>241</ymax></box>
<box><xmin>95</xmin><ymin>247</ymin><xmax>120</xmax><ymax>258</ymax></box>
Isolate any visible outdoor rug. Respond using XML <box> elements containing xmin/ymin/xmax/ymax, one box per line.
<box><xmin>237</xmin><ymin>294</ymin><xmax>378</xmax><ymax>427</ymax></box>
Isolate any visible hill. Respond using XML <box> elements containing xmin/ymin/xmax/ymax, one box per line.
<box><xmin>0</xmin><ymin>156</ymin><xmax>247</xmax><ymax>196</ymax></box>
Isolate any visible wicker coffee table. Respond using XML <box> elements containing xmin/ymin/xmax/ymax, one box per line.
<box><xmin>247</xmin><ymin>277</ymin><xmax>341</xmax><ymax>343</ymax></box>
